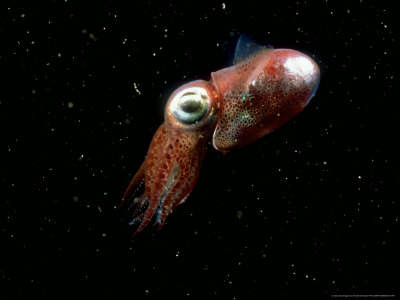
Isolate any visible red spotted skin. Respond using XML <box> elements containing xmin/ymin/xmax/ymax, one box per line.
<box><xmin>121</xmin><ymin>38</ymin><xmax>320</xmax><ymax>236</ymax></box>
<box><xmin>211</xmin><ymin>49</ymin><xmax>320</xmax><ymax>150</ymax></box>
<box><xmin>121</xmin><ymin>80</ymin><xmax>219</xmax><ymax>236</ymax></box>
<box><xmin>135</xmin><ymin>123</ymin><xmax>209</xmax><ymax>233</ymax></box>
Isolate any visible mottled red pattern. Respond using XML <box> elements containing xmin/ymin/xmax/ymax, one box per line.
<box><xmin>121</xmin><ymin>37</ymin><xmax>320</xmax><ymax>236</ymax></box>
<box><xmin>142</xmin><ymin>123</ymin><xmax>208</xmax><ymax>232</ymax></box>
<box><xmin>212</xmin><ymin>49</ymin><xmax>320</xmax><ymax>150</ymax></box>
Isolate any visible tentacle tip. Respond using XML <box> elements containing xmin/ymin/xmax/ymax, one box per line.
<box><xmin>129</xmin><ymin>218</ymin><xmax>145</xmax><ymax>238</ymax></box>
<box><xmin>156</xmin><ymin>223</ymin><xmax>166</xmax><ymax>232</ymax></box>
<box><xmin>118</xmin><ymin>198</ymin><xmax>126</xmax><ymax>211</ymax></box>
<box><xmin>131</xmin><ymin>228</ymin><xmax>141</xmax><ymax>238</ymax></box>
<box><xmin>154</xmin><ymin>214</ymin><xmax>167</xmax><ymax>232</ymax></box>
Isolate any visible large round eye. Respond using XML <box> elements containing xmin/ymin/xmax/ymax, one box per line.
<box><xmin>168</xmin><ymin>87</ymin><xmax>210</xmax><ymax>125</ymax></box>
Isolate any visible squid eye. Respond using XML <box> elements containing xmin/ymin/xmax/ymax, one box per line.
<box><xmin>169</xmin><ymin>87</ymin><xmax>210</xmax><ymax>125</ymax></box>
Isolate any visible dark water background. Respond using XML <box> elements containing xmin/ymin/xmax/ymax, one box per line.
<box><xmin>1</xmin><ymin>1</ymin><xmax>399</xmax><ymax>298</ymax></box>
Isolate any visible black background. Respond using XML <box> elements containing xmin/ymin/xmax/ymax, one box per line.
<box><xmin>1</xmin><ymin>0</ymin><xmax>399</xmax><ymax>298</ymax></box>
